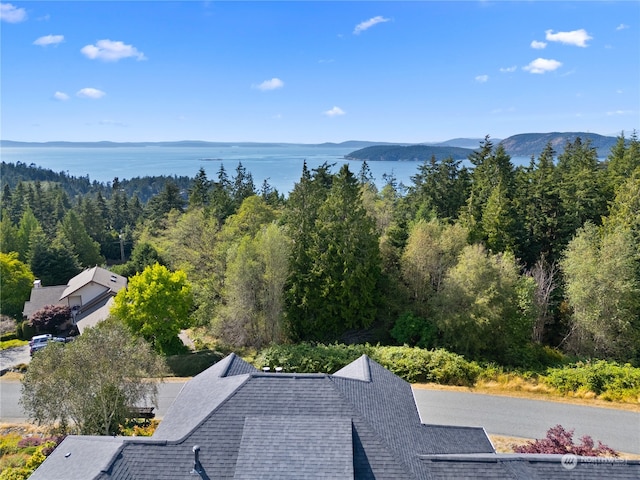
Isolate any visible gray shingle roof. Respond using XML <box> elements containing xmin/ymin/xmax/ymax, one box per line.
<box><xmin>152</xmin><ymin>353</ymin><xmax>254</xmax><ymax>441</ymax></box>
<box><xmin>419</xmin><ymin>453</ymin><xmax>640</xmax><ymax>480</ymax></box>
<box><xmin>22</xmin><ymin>285</ymin><xmax>67</xmax><ymax>318</ymax></box>
<box><xmin>29</xmin><ymin>436</ymin><xmax>125</xmax><ymax>480</ymax></box>
<box><xmin>234</xmin><ymin>415</ymin><xmax>354</xmax><ymax>479</ymax></box>
<box><xmin>32</xmin><ymin>353</ymin><xmax>640</xmax><ymax>480</ymax></box>
<box><xmin>61</xmin><ymin>266</ymin><xmax>127</xmax><ymax>300</ymax></box>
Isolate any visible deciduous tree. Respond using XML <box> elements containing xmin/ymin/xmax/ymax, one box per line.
<box><xmin>0</xmin><ymin>252</ymin><xmax>35</xmax><ymax>319</ymax></box>
<box><xmin>560</xmin><ymin>222</ymin><xmax>640</xmax><ymax>360</ymax></box>
<box><xmin>21</xmin><ymin>321</ymin><xmax>166</xmax><ymax>435</ymax></box>
<box><xmin>111</xmin><ymin>263</ymin><xmax>193</xmax><ymax>354</ymax></box>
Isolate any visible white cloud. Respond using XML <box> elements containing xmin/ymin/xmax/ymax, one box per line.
<box><xmin>323</xmin><ymin>106</ymin><xmax>346</xmax><ymax>117</ymax></box>
<box><xmin>523</xmin><ymin>58</ymin><xmax>562</xmax><ymax>74</ymax></box>
<box><xmin>499</xmin><ymin>66</ymin><xmax>517</xmax><ymax>73</ymax></box>
<box><xmin>0</xmin><ymin>3</ymin><xmax>27</xmax><ymax>23</ymax></box>
<box><xmin>76</xmin><ymin>88</ymin><xmax>106</xmax><ymax>99</ymax></box>
<box><xmin>81</xmin><ymin>39</ymin><xmax>146</xmax><ymax>61</ymax></box>
<box><xmin>616</xmin><ymin>24</ymin><xmax>629</xmax><ymax>31</ymax></box>
<box><xmin>53</xmin><ymin>91</ymin><xmax>69</xmax><ymax>101</ymax></box>
<box><xmin>354</xmin><ymin>16</ymin><xmax>390</xmax><ymax>35</ymax></box>
<box><xmin>545</xmin><ymin>29</ymin><xmax>592</xmax><ymax>47</ymax></box>
<box><xmin>606</xmin><ymin>110</ymin><xmax>635</xmax><ymax>116</ymax></box>
<box><xmin>33</xmin><ymin>34</ymin><xmax>64</xmax><ymax>46</ymax></box>
<box><xmin>253</xmin><ymin>78</ymin><xmax>284</xmax><ymax>91</ymax></box>
<box><xmin>475</xmin><ymin>75</ymin><xmax>489</xmax><ymax>83</ymax></box>
<box><xmin>530</xmin><ymin>40</ymin><xmax>547</xmax><ymax>49</ymax></box>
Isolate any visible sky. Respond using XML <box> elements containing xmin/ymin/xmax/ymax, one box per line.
<box><xmin>1</xmin><ymin>1</ymin><xmax>639</xmax><ymax>143</ymax></box>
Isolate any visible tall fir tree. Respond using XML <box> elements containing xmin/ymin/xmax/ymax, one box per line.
<box><xmin>302</xmin><ymin>165</ymin><xmax>381</xmax><ymax>340</ymax></box>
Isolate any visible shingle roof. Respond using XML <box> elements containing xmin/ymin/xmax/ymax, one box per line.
<box><xmin>419</xmin><ymin>453</ymin><xmax>640</xmax><ymax>480</ymax></box>
<box><xmin>22</xmin><ymin>285</ymin><xmax>67</xmax><ymax>318</ymax></box>
<box><xmin>234</xmin><ymin>415</ymin><xmax>354</xmax><ymax>479</ymax></box>
<box><xmin>76</xmin><ymin>297</ymin><xmax>115</xmax><ymax>333</ymax></box>
<box><xmin>29</xmin><ymin>436</ymin><xmax>125</xmax><ymax>480</ymax></box>
<box><xmin>151</xmin><ymin>353</ymin><xmax>254</xmax><ymax>441</ymax></box>
<box><xmin>31</xmin><ymin>353</ymin><xmax>640</xmax><ymax>480</ymax></box>
<box><xmin>60</xmin><ymin>266</ymin><xmax>127</xmax><ymax>300</ymax></box>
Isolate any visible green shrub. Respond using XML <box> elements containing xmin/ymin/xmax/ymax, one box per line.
<box><xmin>544</xmin><ymin>360</ymin><xmax>640</xmax><ymax>400</ymax></box>
<box><xmin>369</xmin><ymin>346</ymin><xmax>480</xmax><ymax>386</ymax></box>
<box><xmin>19</xmin><ymin>323</ymin><xmax>35</xmax><ymax>341</ymax></box>
<box><xmin>254</xmin><ymin>343</ymin><xmax>370</xmax><ymax>374</ymax></box>
<box><xmin>390</xmin><ymin>312</ymin><xmax>436</xmax><ymax>348</ymax></box>
<box><xmin>0</xmin><ymin>332</ymin><xmax>17</xmax><ymax>342</ymax></box>
<box><xmin>0</xmin><ymin>433</ymin><xmax>21</xmax><ymax>456</ymax></box>
<box><xmin>0</xmin><ymin>339</ymin><xmax>28</xmax><ymax>350</ymax></box>
<box><xmin>254</xmin><ymin>343</ymin><xmax>480</xmax><ymax>386</ymax></box>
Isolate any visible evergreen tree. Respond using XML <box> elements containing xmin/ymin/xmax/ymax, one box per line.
<box><xmin>556</xmin><ymin>137</ymin><xmax>608</xmax><ymax>246</ymax></box>
<box><xmin>0</xmin><ymin>210</ymin><xmax>19</xmax><ymax>254</ymax></box>
<box><xmin>607</xmin><ymin>131</ymin><xmax>640</xmax><ymax>193</ymax></box>
<box><xmin>145</xmin><ymin>181</ymin><xmax>185</xmax><ymax>224</ymax></box>
<box><xmin>188</xmin><ymin>167</ymin><xmax>211</xmax><ymax>209</ymax></box>
<box><xmin>29</xmin><ymin>230</ymin><xmax>81</xmax><ymax>286</ymax></box>
<box><xmin>461</xmin><ymin>138</ymin><xmax>519</xmax><ymax>249</ymax></box>
<box><xmin>210</xmin><ymin>164</ymin><xmax>235</xmax><ymax>224</ymax></box>
<box><xmin>284</xmin><ymin>162</ymin><xmax>334</xmax><ymax>340</ymax></box>
<box><xmin>232</xmin><ymin>162</ymin><xmax>256</xmax><ymax>209</ymax></box>
<box><xmin>56</xmin><ymin>210</ymin><xmax>105</xmax><ymax>267</ymax></box>
<box><xmin>408</xmin><ymin>155</ymin><xmax>470</xmax><ymax>221</ymax></box>
<box><xmin>518</xmin><ymin>142</ymin><xmax>563</xmax><ymax>266</ymax></box>
<box><xmin>16</xmin><ymin>208</ymin><xmax>42</xmax><ymax>262</ymax></box>
<box><xmin>302</xmin><ymin>165</ymin><xmax>381</xmax><ymax>340</ymax></box>
<box><xmin>482</xmin><ymin>179</ymin><xmax>519</xmax><ymax>254</ymax></box>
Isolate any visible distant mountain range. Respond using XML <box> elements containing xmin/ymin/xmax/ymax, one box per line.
<box><xmin>498</xmin><ymin>132</ymin><xmax>617</xmax><ymax>157</ymax></box>
<box><xmin>1</xmin><ymin>132</ymin><xmax>619</xmax><ymax>159</ymax></box>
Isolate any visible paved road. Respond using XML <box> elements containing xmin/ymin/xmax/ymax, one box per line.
<box><xmin>2</xmin><ymin>378</ymin><xmax>638</xmax><ymax>454</ymax></box>
<box><xmin>413</xmin><ymin>389</ymin><xmax>640</xmax><ymax>454</ymax></box>
<box><xmin>0</xmin><ymin>345</ymin><xmax>30</xmax><ymax>372</ymax></box>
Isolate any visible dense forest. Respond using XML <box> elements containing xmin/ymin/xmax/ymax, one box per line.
<box><xmin>2</xmin><ymin>132</ymin><xmax>639</xmax><ymax>367</ymax></box>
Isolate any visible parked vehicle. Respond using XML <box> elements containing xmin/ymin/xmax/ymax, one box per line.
<box><xmin>29</xmin><ymin>334</ymin><xmax>68</xmax><ymax>356</ymax></box>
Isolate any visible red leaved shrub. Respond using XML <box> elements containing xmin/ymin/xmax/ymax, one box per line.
<box><xmin>512</xmin><ymin>425</ymin><xmax>618</xmax><ymax>457</ymax></box>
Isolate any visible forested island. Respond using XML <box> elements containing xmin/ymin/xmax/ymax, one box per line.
<box><xmin>345</xmin><ymin>132</ymin><xmax>619</xmax><ymax>161</ymax></box>
<box><xmin>2</xmin><ymin>132</ymin><xmax>639</xmax><ymax>371</ymax></box>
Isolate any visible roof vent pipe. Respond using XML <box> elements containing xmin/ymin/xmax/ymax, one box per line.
<box><xmin>262</xmin><ymin>367</ymin><xmax>270</xmax><ymax>373</ymax></box>
<box><xmin>275</xmin><ymin>367</ymin><xmax>283</xmax><ymax>373</ymax></box>
<box><xmin>190</xmin><ymin>445</ymin><xmax>202</xmax><ymax>475</ymax></box>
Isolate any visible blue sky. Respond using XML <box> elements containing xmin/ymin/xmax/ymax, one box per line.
<box><xmin>1</xmin><ymin>1</ymin><xmax>638</xmax><ymax>143</ymax></box>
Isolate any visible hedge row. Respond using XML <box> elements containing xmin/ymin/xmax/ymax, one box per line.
<box><xmin>253</xmin><ymin>343</ymin><xmax>481</xmax><ymax>386</ymax></box>
<box><xmin>544</xmin><ymin>360</ymin><xmax>640</xmax><ymax>401</ymax></box>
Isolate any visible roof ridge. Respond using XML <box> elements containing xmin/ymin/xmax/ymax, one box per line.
<box><xmin>332</xmin><ymin>354</ymin><xmax>372</xmax><ymax>382</ymax></box>
<box><xmin>326</xmin><ymin>374</ymin><xmax>417</xmax><ymax>478</ymax></box>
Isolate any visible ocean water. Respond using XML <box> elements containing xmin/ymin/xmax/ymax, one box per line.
<box><xmin>1</xmin><ymin>145</ymin><xmax>532</xmax><ymax>194</ymax></box>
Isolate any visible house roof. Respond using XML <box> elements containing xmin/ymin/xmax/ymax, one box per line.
<box><xmin>60</xmin><ymin>266</ymin><xmax>127</xmax><ymax>300</ymax></box>
<box><xmin>30</xmin><ymin>353</ymin><xmax>640</xmax><ymax>480</ymax></box>
<box><xmin>22</xmin><ymin>285</ymin><xmax>67</xmax><ymax>319</ymax></box>
<box><xmin>76</xmin><ymin>297</ymin><xmax>116</xmax><ymax>334</ymax></box>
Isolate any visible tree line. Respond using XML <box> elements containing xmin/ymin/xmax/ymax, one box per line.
<box><xmin>1</xmin><ymin>132</ymin><xmax>639</xmax><ymax>366</ymax></box>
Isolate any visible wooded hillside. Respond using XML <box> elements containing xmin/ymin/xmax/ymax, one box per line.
<box><xmin>2</xmin><ymin>132</ymin><xmax>639</xmax><ymax>367</ymax></box>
